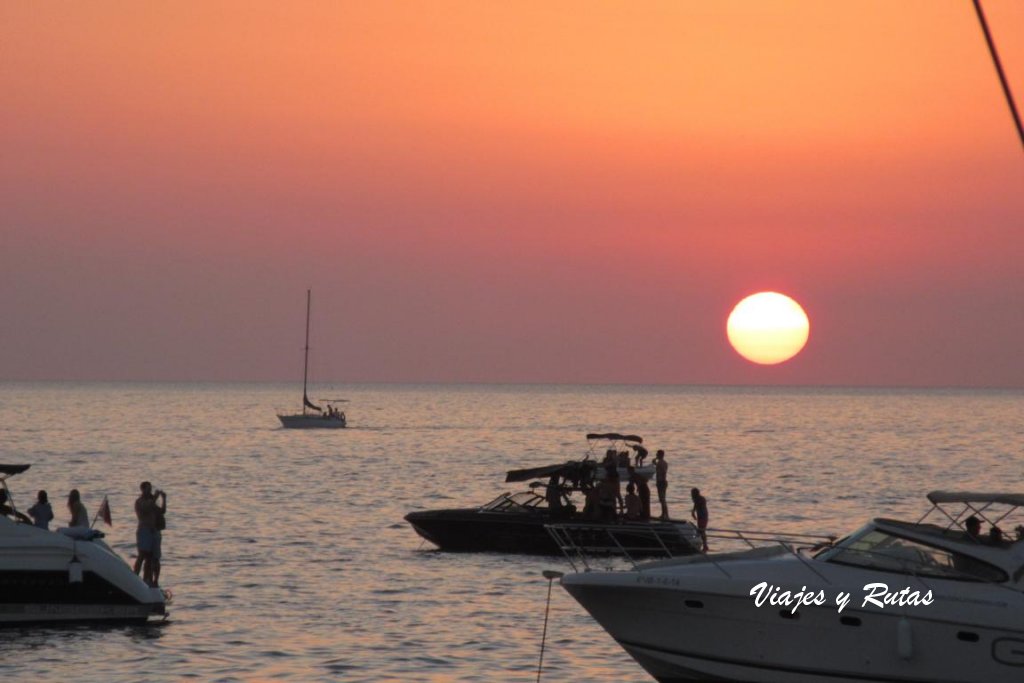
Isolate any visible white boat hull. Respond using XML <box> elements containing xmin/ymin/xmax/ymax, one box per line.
<box><xmin>0</xmin><ymin>518</ymin><xmax>166</xmax><ymax>624</ymax></box>
<box><xmin>277</xmin><ymin>413</ymin><xmax>346</xmax><ymax>429</ymax></box>
<box><xmin>562</xmin><ymin>555</ymin><xmax>1024</xmax><ymax>683</ymax></box>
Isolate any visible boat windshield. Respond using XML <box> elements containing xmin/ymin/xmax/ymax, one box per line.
<box><xmin>818</xmin><ymin>526</ymin><xmax>1006</xmax><ymax>583</ymax></box>
<box><xmin>481</xmin><ymin>492</ymin><xmax>546</xmax><ymax>513</ymax></box>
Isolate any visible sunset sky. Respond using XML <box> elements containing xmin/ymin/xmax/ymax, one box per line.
<box><xmin>2</xmin><ymin>1</ymin><xmax>1022</xmax><ymax>387</ymax></box>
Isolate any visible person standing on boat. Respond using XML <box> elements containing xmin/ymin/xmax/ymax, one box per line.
<box><xmin>607</xmin><ymin>466</ymin><xmax>625</xmax><ymax>518</ymax></box>
<box><xmin>654</xmin><ymin>450</ymin><xmax>669</xmax><ymax>520</ymax></box>
<box><xmin>67</xmin><ymin>489</ymin><xmax>88</xmax><ymax>527</ymax></box>
<box><xmin>27</xmin><ymin>490</ymin><xmax>53</xmax><ymax>529</ymax></box>
<box><xmin>691</xmin><ymin>487</ymin><xmax>709</xmax><ymax>552</ymax></box>
<box><xmin>134</xmin><ymin>481</ymin><xmax>167</xmax><ymax>587</ymax></box>
<box><xmin>598</xmin><ymin>468</ymin><xmax>620</xmax><ymax>522</ymax></box>
<box><xmin>545</xmin><ymin>476</ymin><xmax>566</xmax><ymax>517</ymax></box>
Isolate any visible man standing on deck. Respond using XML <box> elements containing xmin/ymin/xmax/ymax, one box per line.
<box><xmin>134</xmin><ymin>481</ymin><xmax>167</xmax><ymax>587</ymax></box>
<box><xmin>655</xmin><ymin>450</ymin><xmax>669</xmax><ymax>520</ymax></box>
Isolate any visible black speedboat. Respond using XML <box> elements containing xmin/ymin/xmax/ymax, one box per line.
<box><xmin>405</xmin><ymin>433</ymin><xmax>701</xmax><ymax>556</ymax></box>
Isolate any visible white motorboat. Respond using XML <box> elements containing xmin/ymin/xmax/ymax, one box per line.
<box><xmin>0</xmin><ymin>464</ymin><xmax>167</xmax><ymax>624</ymax></box>
<box><xmin>560</xmin><ymin>491</ymin><xmax>1024</xmax><ymax>682</ymax></box>
<box><xmin>277</xmin><ymin>289</ymin><xmax>347</xmax><ymax>429</ymax></box>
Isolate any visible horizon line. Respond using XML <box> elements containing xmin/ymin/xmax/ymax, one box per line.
<box><xmin>0</xmin><ymin>378</ymin><xmax>1021</xmax><ymax>392</ymax></box>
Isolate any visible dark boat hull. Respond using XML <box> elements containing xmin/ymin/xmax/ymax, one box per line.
<box><xmin>0</xmin><ymin>570</ymin><xmax>165</xmax><ymax>625</ymax></box>
<box><xmin>405</xmin><ymin>508</ymin><xmax>698</xmax><ymax>556</ymax></box>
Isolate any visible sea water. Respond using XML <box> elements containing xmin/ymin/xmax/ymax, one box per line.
<box><xmin>0</xmin><ymin>382</ymin><xmax>1020</xmax><ymax>681</ymax></box>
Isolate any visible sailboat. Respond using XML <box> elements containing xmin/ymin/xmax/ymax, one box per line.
<box><xmin>277</xmin><ymin>289</ymin><xmax>347</xmax><ymax>429</ymax></box>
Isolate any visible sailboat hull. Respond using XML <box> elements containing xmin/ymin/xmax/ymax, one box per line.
<box><xmin>277</xmin><ymin>413</ymin><xmax>346</xmax><ymax>429</ymax></box>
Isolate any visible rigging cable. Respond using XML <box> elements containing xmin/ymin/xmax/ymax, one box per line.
<box><xmin>971</xmin><ymin>0</ymin><xmax>1024</xmax><ymax>151</ymax></box>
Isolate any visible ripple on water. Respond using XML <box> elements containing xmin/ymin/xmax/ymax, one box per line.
<box><xmin>0</xmin><ymin>383</ymin><xmax>1019</xmax><ymax>682</ymax></box>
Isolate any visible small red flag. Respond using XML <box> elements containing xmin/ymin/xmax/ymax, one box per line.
<box><xmin>98</xmin><ymin>496</ymin><xmax>112</xmax><ymax>526</ymax></box>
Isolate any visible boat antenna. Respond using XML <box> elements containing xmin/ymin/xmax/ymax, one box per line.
<box><xmin>535</xmin><ymin>569</ymin><xmax>563</xmax><ymax>682</ymax></box>
<box><xmin>971</xmin><ymin>0</ymin><xmax>1024</xmax><ymax>151</ymax></box>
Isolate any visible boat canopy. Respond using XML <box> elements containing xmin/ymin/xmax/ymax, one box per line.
<box><xmin>585</xmin><ymin>433</ymin><xmax>643</xmax><ymax>444</ymax></box>
<box><xmin>505</xmin><ymin>461</ymin><xmax>596</xmax><ymax>484</ymax></box>
<box><xmin>0</xmin><ymin>464</ymin><xmax>30</xmax><ymax>477</ymax></box>
<box><xmin>927</xmin><ymin>491</ymin><xmax>1024</xmax><ymax>507</ymax></box>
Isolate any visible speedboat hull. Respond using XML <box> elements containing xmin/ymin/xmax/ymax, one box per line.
<box><xmin>562</xmin><ymin>553</ymin><xmax>1024</xmax><ymax>682</ymax></box>
<box><xmin>405</xmin><ymin>508</ymin><xmax>698</xmax><ymax>556</ymax></box>
<box><xmin>277</xmin><ymin>413</ymin><xmax>346</xmax><ymax>429</ymax></box>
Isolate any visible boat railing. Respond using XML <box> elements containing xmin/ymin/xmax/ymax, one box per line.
<box><xmin>705</xmin><ymin>527</ymin><xmax>837</xmax><ymax>552</ymax></box>
<box><xmin>697</xmin><ymin>528</ymin><xmax>839</xmax><ymax>583</ymax></box>
<box><xmin>548</xmin><ymin>522</ymin><xmax>837</xmax><ymax>576</ymax></box>
<box><xmin>545</xmin><ymin>521</ymin><xmax>699</xmax><ymax>572</ymax></box>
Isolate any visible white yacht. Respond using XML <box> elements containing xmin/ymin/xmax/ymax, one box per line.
<box><xmin>560</xmin><ymin>491</ymin><xmax>1024</xmax><ymax>682</ymax></box>
<box><xmin>277</xmin><ymin>289</ymin><xmax>347</xmax><ymax>429</ymax></box>
<box><xmin>0</xmin><ymin>465</ymin><xmax>167</xmax><ymax>624</ymax></box>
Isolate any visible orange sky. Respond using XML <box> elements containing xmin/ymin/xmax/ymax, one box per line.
<box><xmin>2</xmin><ymin>1</ymin><xmax>1022</xmax><ymax>386</ymax></box>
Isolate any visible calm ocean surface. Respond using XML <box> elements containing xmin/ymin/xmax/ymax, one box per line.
<box><xmin>0</xmin><ymin>383</ymin><xmax>1021</xmax><ymax>681</ymax></box>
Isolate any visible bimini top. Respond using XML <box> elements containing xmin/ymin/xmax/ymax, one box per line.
<box><xmin>927</xmin><ymin>491</ymin><xmax>1024</xmax><ymax>507</ymax></box>
<box><xmin>0</xmin><ymin>464</ymin><xmax>30</xmax><ymax>477</ymax></box>
<box><xmin>585</xmin><ymin>433</ymin><xmax>643</xmax><ymax>444</ymax></box>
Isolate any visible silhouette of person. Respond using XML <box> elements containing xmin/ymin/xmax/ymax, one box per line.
<box><xmin>134</xmin><ymin>481</ymin><xmax>167</xmax><ymax>587</ymax></box>
<box><xmin>624</xmin><ymin>482</ymin><xmax>641</xmax><ymax>520</ymax></box>
<box><xmin>28</xmin><ymin>490</ymin><xmax>54</xmax><ymax>529</ymax></box>
<box><xmin>545</xmin><ymin>476</ymin><xmax>565</xmax><ymax>517</ymax></box>
<box><xmin>691</xmin><ymin>487</ymin><xmax>709</xmax><ymax>552</ymax></box>
<box><xmin>965</xmin><ymin>515</ymin><xmax>982</xmax><ymax>542</ymax></box>
<box><xmin>655</xmin><ymin>450</ymin><xmax>669</xmax><ymax>520</ymax></box>
<box><xmin>0</xmin><ymin>490</ymin><xmax>32</xmax><ymax>524</ymax></box>
<box><xmin>67</xmin><ymin>489</ymin><xmax>89</xmax><ymax>528</ymax></box>
<box><xmin>628</xmin><ymin>466</ymin><xmax>651</xmax><ymax>521</ymax></box>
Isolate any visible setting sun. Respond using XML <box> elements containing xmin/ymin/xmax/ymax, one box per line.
<box><xmin>727</xmin><ymin>292</ymin><xmax>810</xmax><ymax>365</ymax></box>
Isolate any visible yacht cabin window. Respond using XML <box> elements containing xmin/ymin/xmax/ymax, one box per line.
<box><xmin>818</xmin><ymin>527</ymin><xmax>1006</xmax><ymax>583</ymax></box>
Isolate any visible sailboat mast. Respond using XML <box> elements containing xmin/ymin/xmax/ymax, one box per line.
<box><xmin>302</xmin><ymin>288</ymin><xmax>311</xmax><ymax>411</ymax></box>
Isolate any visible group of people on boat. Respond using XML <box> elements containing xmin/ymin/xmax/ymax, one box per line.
<box><xmin>541</xmin><ymin>447</ymin><xmax>712</xmax><ymax>552</ymax></box>
<box><xmin>324</xmin><ymin>404</ymin><xmax>345</xmax><ymax>420</ymax></box>
<box><xmin>964</xmin><ymin>514</ymin><xmax>1024</xmax><ymax>547</ymax></box>
<box><xmin>1</xmin><ymin>488</ymin><xmax>84</xmax><ymax>530</ymax></box>
<box><xmin>1</xmin><ymin>481</ymin><xmax>168</xmax><ymax>587</ymax></box>
<box><xmin>546</xmin><ymin>450</ymin><xmax>672</xmax><ymax>521</ymax></box>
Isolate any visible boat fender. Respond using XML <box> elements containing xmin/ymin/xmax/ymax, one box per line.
<box><xmin>897</xmin><ymin>616</ymin><xmax>913</xmax><ymax>660</ymax></box>
<box><xmin>68</xmin><ymin>558</ymin><xmax>84</xmax><ymax>584</ymax></box>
